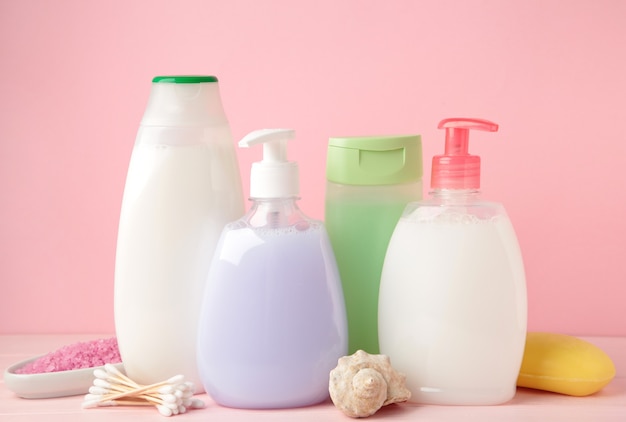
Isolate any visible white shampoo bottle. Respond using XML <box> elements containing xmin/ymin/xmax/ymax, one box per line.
<box><xmin>114</xmin><ymin>76</ymin><xmax>244</xmax><ymax>389</ymax></box>
<box><xmin>378</xmin><ymin>118</ymin><xmax>527</xmax><ymax>405</ymax></box>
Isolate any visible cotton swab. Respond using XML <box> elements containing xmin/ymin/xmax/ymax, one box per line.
<box><xmin>82</xmin><ymin>364</ymin><xmax>205</xmax><ymax>416</ymax></box>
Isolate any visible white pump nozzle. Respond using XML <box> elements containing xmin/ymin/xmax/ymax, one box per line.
<box><xmin>239</xmin><ymin>129</ymin><xmax>299</xmax><ymax>198</ymax></box>
<box><xmin>239</xmin><ymin>129</ymin><xmax>295</xmax><ymax>162</ymax></box>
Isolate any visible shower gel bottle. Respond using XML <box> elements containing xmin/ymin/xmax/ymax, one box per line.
<box><xmin>325</xmin><ymin>135</ymin><xmax>422</xmax><ymax>354</ymax></box>
<box><xmin>378</xmin><ymin>118</ymin><xmax>527</xmax><ymax>405</ymax></box>
<box><xmin>114</xmin><ymin>76</ymin><xmax>244</xmax><ymax>390</ymax></box>
<box><xmin>197</xmin><ymin>129</ymin><xmax>348</xmax><ymax>409</ymax></box>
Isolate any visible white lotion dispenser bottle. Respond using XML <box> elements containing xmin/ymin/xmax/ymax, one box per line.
<box><xmin>378</xmin><ymin>118</ymin><xmax>527</xmax><ymax>405</ymax></box>
<box><xmin>114</xmin><ymin>76</ymin><xmax>244</xmax><ymax>389</ymax></box>
<box><xmin>197</xmin><ymin>129</ymin><xmax>348</xmax><ymax>409</ymax></box>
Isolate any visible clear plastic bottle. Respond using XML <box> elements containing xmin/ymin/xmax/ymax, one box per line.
<box><xmin>197</xmin><ymin>129</ymin><xmax>348</xmax><ymax>409</ymax></box>
<box><xmin>325</xmin><ymin>135</ymin><xmax>422</xmax><ymax>354</ymax></box>
<box><xmin>379</xmin><ymin>118</ymin><xmax>527</xmax><ymax>405</ymax></box>
<box><xmin>114</xmin><ymin>76</ymin><xmax>244</xmax><ymax>390</ymax></box>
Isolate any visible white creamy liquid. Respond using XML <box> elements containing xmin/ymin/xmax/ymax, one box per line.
<box><xmin>114</xmin><ymin>142</ymin><xmax>242</xmax><ymax>389</ymax></box>
<box><xmin>379</xmin><ymin>212</ymin><xmax>527</xmax><ymax>405</ymax></box>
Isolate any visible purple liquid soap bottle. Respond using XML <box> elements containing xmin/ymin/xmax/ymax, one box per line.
<box><xmin>197</xmin><ymin>129</ymin><xmax>348</xmax><ymax>409</ymax></box>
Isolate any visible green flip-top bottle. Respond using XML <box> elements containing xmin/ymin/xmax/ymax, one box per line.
<box><xmin>325</xmin><ymin>135</ymin><xmax>422</xmax><ymax>354</ymax></box>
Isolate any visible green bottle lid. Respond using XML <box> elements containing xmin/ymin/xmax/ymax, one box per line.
<box><xmin>152</xmin><ymin>75</ymin><xmax>218</xmax><ymax>83</ymax></box>
<box><xmin>326</xmin><ymin>135</ymin><xmax>422</xmax><ymax>185</ymax></box>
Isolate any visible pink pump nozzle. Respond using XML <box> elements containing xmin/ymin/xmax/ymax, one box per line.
<box><xmin>431</xmin><ymin>117</ymin><xmax>499</xmax><ymax>190</ymax></box>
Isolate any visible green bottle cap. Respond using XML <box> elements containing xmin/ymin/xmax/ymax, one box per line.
<box><xmin>152</xmin><ymin>75</ymin><xmax>218</xmax><ymax>83</ymax></box>
<box><xmin>326</xmin><ymin>135</ymin><xmax>422</xmax><ymax>185</ymax></box>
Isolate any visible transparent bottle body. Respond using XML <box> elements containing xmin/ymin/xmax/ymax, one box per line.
<box><xmin>379</xmin><ymin>190</ymin><xmax>527</xmax><ymax>405</ymax></box>
<box><xmin>325</xmin><ymin>180</ymin><xmax>422</xmax><ymax>354</ymax></box>
<box><xmin>114</xmin><ymin>106</ymin><xmax>244</xmax><ymax>390</ymax></box>
<box><xmin>197</xmin><ymin>198</ymin><xmax>348</xmax><ymax>408</ymax></box>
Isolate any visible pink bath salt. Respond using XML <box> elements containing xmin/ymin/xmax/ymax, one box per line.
<box><xmin>15</xmin><ymin>337</ymin><xmax>121</xmax><ymax>374</ymax></box>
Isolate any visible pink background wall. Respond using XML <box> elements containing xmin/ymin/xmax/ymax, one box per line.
<box><xmin>1</xmin><ymin>0</ymin><xmax>625</xmax><ymax>335</ymax></box>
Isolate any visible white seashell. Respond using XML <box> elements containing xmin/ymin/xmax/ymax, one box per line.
<box><xmin>329</xmin><ymin>350</ymin><xmax>411</xmax><ymax>418</ymax></box>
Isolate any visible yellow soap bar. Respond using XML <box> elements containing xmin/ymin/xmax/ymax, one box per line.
<box><xmin>517</xmin><ymin>332</ymin><xmax>616</xmax><ymax>396</ymax></box>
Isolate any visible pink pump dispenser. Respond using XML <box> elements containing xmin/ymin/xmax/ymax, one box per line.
<box><xmin>379</xmin><ymin>117</ymin><xmax>528</xmax><ymax>405</ymax></box>
<box><xmin>431</xmin><ymin>117</ymin><xmax>498</xmax><ymax>190</ymax></box>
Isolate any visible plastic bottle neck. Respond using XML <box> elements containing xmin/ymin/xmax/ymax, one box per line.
<box><xmin>429</xmin><ymin>188</ymin><xmax>481</xmax><ymax>204</ymax></box>
<box><xmin>142</xmin><ymin>80</ymin><xmax>226</xmax><ymax>127</ymax></box>
<box><xmin>246</xmin><ymin>197</ymin><xmax>309</xmax><ymax>229</ymax></box>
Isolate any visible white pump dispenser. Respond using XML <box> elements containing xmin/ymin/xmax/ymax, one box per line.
<box><xmin>239</xmin><ymin>129</ymin><xmax>299</xmax><ymax>199</ymax></box>
<box><xmin>197</xmin><ymin>128</ymin><xmax>348</xmax><ymax>409</ymax></box>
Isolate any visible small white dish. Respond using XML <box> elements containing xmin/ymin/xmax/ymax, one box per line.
<box><xmin>3</xmin><ymin>355</ymin><xmax>125</xmax><ymax>399</ymax></box>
